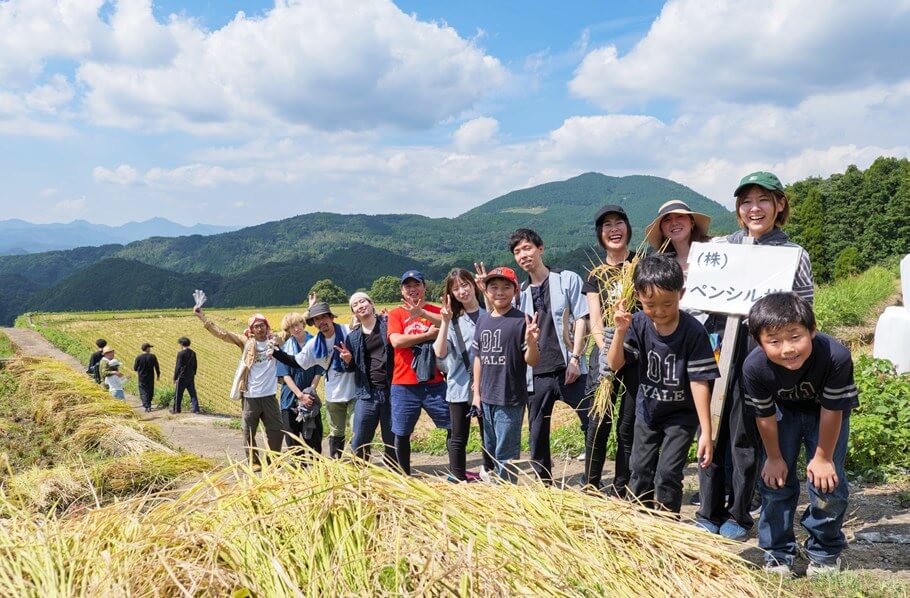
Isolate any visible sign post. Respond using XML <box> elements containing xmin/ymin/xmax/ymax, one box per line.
<box><xmin>681</xmin><ymin>240</ymin><xmax>801</xmax><ymax>445</ymax></box>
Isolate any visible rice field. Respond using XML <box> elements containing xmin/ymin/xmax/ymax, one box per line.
<box><xmin>20</xmin><ymin>303</ymin><xmax>370</xmax><ymax>416</ymax></box>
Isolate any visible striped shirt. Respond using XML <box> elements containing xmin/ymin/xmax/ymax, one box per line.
<box><xmin>743</xmin><ymin>332</ymin><xmax>859</xmax><ymax>418</ymax></box>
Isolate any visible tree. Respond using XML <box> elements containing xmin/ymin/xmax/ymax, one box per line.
<box><xmin>786</xmin><ymin>186</ymin><xmax>828</xmax><ymax>281</ymax></box>
<box><xmin>833</xmin><ymin>247</ymin><xmax>859</xmax><ymax>280</ymax></box>
<box><xmin>308</xmin><ymin>279</ymin><xmax>347</xmax><ymax>305</ymax></box>
<box><xmin>369</xmin><ymin>276</ymin><xmax>401</xmax><ymax>303</ymax></box>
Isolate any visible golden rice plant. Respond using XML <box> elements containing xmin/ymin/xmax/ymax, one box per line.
<box><xmin>0</xmin><ymin>454</ymin><xmax>782</xmax><ymax>597</ymax></box>
<box><xmin>587</xmin><ymin>242</ymin><xmax>647</xmax><ymax>421</ymax></box>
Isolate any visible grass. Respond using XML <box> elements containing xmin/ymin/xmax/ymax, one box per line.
<box><xmin>814</xmin><ymin>266</ymin><xmax>898</xmax><ymax>331</ymax></box>
<box><xmin>411</xmin><ymin>415</ymin><xmax>586</xmax><ymax>457</ymax></box>
<box><xmin>0</xmin><ymin>331</ymin><xmax>14</xmax><ymax>358</ymax></box>
<box><xmin>784</xmin><ymin>572</ymin><xmax>910</xmax><ymax>597</ymax></box>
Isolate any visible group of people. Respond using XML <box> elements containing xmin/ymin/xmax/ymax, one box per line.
<box><xmin>169</xmin><ymin>170</ymin><xmax>853</xmax><ymax>576</ymax></box>
<box><xmin>85</xmin><ymin>336</ymin><xmax>200</xmax><ymax>413</ymax></box>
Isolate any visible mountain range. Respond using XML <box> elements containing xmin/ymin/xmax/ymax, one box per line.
<box><xmin>0</xmin><ymin>173</ymin><xmax>737</xmax><ymax>324</ymax></box>
<box><xmin>0</xmin><ymin>217</ymin><xmax>238</xmax><ymax>256</ymax></box>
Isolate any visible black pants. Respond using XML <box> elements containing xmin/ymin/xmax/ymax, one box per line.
<box><xmin>282</xmin><ymin>408</ymin><xmax>323</xmax><ymax>457</ymax></box>
<box><xmin>528</xmin><ymin>371</ymin><xmax>588</xmax><ymax>484</ymax></box>
<box><xmin>697</xmin><ymin>380</ymin><xmax>760</xmax><ymax>527</ymax></box>
<box><xmin>447</xmin><ymin>402</ymin><xmax>494</xmax><ymax>480</ymax></box>
<box><xmin>137</xmin><ymin>378</ymin><xmax>154</xmax><ymax>409</ymax></box>
<box><xmin>173</xmin><ymin>379</ymin><xmax>198</xmax><ymax>413</ymax></box>
<box><xmin>583</xmin><ymin>346</ymin><xmax>638</xmax><ymax>492</ymax></box>
<box><xmin>629</xmin><ymin>418</ymin><xmax>696</xmax><ymax>514</ymax></box>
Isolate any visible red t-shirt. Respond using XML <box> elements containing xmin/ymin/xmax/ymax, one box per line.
<box><xmin>387</xmin><ymin>303</ymin><xmax>444</xmax><ymax>385</ymax></box>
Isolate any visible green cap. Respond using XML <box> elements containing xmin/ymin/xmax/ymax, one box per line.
<box><xmin>734</xmin><ymin>171</ymin><xmax>784</xmax><ymax>197</ymax></box>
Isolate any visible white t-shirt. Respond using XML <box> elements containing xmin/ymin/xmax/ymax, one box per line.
<box><xmin>245</xmin><ymin>340</ymin><xmax>278</xmax><ymax>398</ymax></box>
<box><xmin>294</xmin><ymin>327</ymin><xmax>356</xmax><ymax>403</ymax></box>
<box><xmin>105</xmin><ymin>373</ymin><xmax>124</xmax><ymax>392</ymax></box>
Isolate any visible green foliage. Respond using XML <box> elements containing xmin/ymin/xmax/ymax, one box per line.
<box><xmin>813</xmin><ymin>266</ymin><xmax>896</xmax><ymax>330</ymax></box>
<box><xmin>832</xmin><ymin>246</ymin><xmax>859</xmax><ymax>280</ymax></box>
<box><xmin>847</xmin><ymin>356</ymin><xmax>910</xmax><ymax>479</ymax></box>
<box><xmin>154</xmin><ymin>386</ymin><xmax>175</xmax><ymax>409</ymax></box>
<box><xmin>369</xmin><ymin>275</ymin><xmax>402</xmax><ymax>303</ymax></box>
<box><xmin>787</xmin><ymin>157</ymin><xmax>910</xmax><ymax>282</ymax></box>
<box><xmin>308</xmin><ymin>279</ymin><xmax>347</xmax><ymax>305</ymax></box>
<box><xmin>0</xmin><ymin>331</ymin><xmax>13</xmax><ymax>358</ymax></box>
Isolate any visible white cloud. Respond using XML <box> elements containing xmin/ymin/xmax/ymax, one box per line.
<box><xmin>93</xmin><ymin>164</ymin><xmax>139</xmax><ymax>185</ymax></box>
<box><xmin>570</xmin><ymin>0</ymin><xmax>910</xmax><ymax>110</ymax></box>
<box><xmin>453</xmin><ymin>117</ymin><xmax>499</xmax><ymax>150</ymax></box>
<box><xmin>25</xmin><ymin>75</ymin><xmax>74</xmax><ymax>114</ymax></box>
<box><xmin>53</xmin><ymin>196</ymin><xmax>86</xmax><ymax>213</ymax></box>
<box><xmin>39</xmin><ymin>187</ymin><xmax>58</xmax><ymax>197</ymax></box>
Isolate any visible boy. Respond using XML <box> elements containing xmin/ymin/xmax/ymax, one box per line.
<box><xmin>743</xmin><ymin>292</ymin><xmax>858</xmax><ymax>576</ymax></box>
<box><xmin>471</xmin><ymin>266</ymin><xmax>540</xmax><ymax>482</ymax></box>
<box><xmin>606</xmin><ymin>255</ymin><xmax>717</xmax><ymax>513</ymax></box>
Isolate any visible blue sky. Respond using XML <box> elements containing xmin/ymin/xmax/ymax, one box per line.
<box><xmin>2</xmin><ymin>0</ymin><xmax>909</xmax><ymax>226</ymax></box>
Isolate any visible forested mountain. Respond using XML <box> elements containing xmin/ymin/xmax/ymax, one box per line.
<box><xmin>2</xmin><ymin>172</ymin><xmax>737</xmax><ymax>322</ymax></box>
<box><xmin>785</xmin><ymin>157</ymin><xmax>910</xmax><ymax>282</ymax></box>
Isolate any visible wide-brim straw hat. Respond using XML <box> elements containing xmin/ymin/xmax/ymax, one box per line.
<box><xmin>645</xmin><ymin>200</ymin><xmax>712</xmax><ymax>251</ymax></box>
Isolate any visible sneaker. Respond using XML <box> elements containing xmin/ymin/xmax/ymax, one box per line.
<box><xmin>807</xmin><ymin>558</ymin><xmax>842</xmax><ymax>577</ymax></box>
<box><xmin>479</xmin><ymin>466</ymin><xmax>494</xmax><ymax>484</ymax></box>
<box><xmin>750</xmin><ymin>497</ymin><xmax>763</xmax><ymax>519</ymax></box>
<box><xmin>763</xmin><ymin>561</ymin><xmax>792</xmax><ymax>577</ymax></box>
<box><xmin>576</xmin><ymin>451</ymin><xmax>586</xmax><ymax>462</ymax></box>
<box><xmin>693</xmin><ymin>518</ymin><xmax>720</xmax><ymax>534</ymax></box>
<box><xmin>719</xmin><ymin>519</ymin><xmax>750</xmax><ymax>541</ymax></box>
<box><xmin>464</xmin><ymin>471</ymin><xmax>481</xmax><ymax>483</ymax></box>
<box><xmin>689</xmin><ymin>492</ymin><xmax>701</xmax><ymax>507</ymax></box>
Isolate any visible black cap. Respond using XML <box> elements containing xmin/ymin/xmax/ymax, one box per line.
<box><xmin>594</xmin><ymin>204</ymin><xmax>628</xmax><ymax>227</ymax></box>
<box><xmin>141</xmin><ymin>343</ymin><xmax>153</xmax><ymax>351</ymax></box>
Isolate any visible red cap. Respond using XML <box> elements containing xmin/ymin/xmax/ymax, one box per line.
<box><xmin>486</xmin><ymin>266</ymin><xmax>519</xmax><ymax>287</ymax></box>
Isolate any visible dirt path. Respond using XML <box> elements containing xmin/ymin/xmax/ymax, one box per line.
<box><xmin>4</xmin><ymin>326</ymin><xmax>909</xmax><ymax>582</ymax></box>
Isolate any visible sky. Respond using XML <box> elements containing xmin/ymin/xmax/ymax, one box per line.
<box><xmin>2</xmin><ymin>0</ymin><xmax>909</xmax><ymax>226</ymax></box>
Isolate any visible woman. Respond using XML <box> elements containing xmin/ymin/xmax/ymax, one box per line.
<box><xmin>644</xmin><ymin>200</ymin><xmax>712</xmax><ymax>278</ymax></box>
<box><xmin>434</xmin><ymin>268</ymin><xmax>492</xmax><ymax>482</ymax></box>
<box><xmin>582</xmin><ymin>205</ymin><xmax>640</xmax><ymax>496</ymax></box>
<box><xmin>276</xmin><ymin>312</ymin><xmax>324</xmax><ymax>455</ymax></box>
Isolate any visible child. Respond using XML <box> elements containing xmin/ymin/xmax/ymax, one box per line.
<box><xmin>606</xmin><ymin>255</ymin><xmax>718</xmax><ymax>513</ymax></box>
<box><xmin>471</xmin><ymin>266</ymin><xmax>540</xmax><ymax>482</ymax></box>
<box><xmin>105</xmin><ymin>358</ymin><xmax>126</xmax><ymax>400</ymax></box>
<box><xmin>743</xmin><ymin>292</ymin><xmax>857</xmax><ymax>576</ymax></box>
<box><xmin>698</xmin><ymin>171</ymin><xmax>815</xmax><ymax>541</ymax></box>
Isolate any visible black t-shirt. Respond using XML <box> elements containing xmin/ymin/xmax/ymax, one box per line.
<box><xmin>363</xmin><ymin>326</ymin><xmax>388</xmax><ymax>390</ymax></box>
<box><xmin>133</xmin><ymin>352</ymin><xmax>160</xmax><ymax>380</ymax></box>
<box><xmin>743</xmin><ymin>332</ymin><xmax>859</xmax><ymax>418</ymax></box>
<box><xmin>473</xmin><ymin>308</ymin><xmax>529</xmax><ymax>407</ymax></box>
<box><xmin>530</xmin><ymin>278</ymin><xmax>565</xmax><ymax>374</ymax></box>
<box><xmin>622</xmin><ymin>310</ymin><xmax>720</xmax><ymax>427</ymax></box>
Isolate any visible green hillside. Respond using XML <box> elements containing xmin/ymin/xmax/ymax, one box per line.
<box><xmin>0</xmin><ymin>172</ymin><xmax>736</xmax><ymax>322</ymax></box>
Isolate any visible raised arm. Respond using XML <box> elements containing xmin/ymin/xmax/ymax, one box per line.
<box><xmin>194</xmin><ymin>307</ymin><xmax>246</xmax><ymax>349</ymax></box>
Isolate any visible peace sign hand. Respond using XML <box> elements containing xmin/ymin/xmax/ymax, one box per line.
<box><xmin>525</xmin><ymin>312</ymin><xmax>540</xmax><ymax>344</ymax></box>
<box><xmin>473</xmin><ymin>261</ymin><xmax>489</xmax><ymax>289</ymax></box>
<box><xmin>336</xmin><ymin>343</ymin><xmax>352</xmax><ymax>365</ymax></box>
<box><xmin>439</xmin><ymin>295</ymin><xmax>453</xmax><ymax>323</ymax></box>
<box><xmin>613</xmin><ymin>298</ymin><xmax>632</xmax><ymax>332</ymax></box>
<box><xmin>401</xmin><ymin>300</ymin><xmax>425</xmax><ymax>320</ymax></box>
<box><xmin>308</xmin><ymin>292</ymin><xmax>318</xmax><ymax>308</ymax></box>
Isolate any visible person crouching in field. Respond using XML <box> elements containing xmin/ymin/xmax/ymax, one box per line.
<box><xmin>471</xmin><ymin>267</ymin><xmax>540</xmax><ymax>483</ymax></box>
<box><xmin>743</xmin><ymin>293</ymin><xmax>857</xmax><ymax>576</ymax></box>
<box><xmin>344</xmin><ymin>292</ymin><xmax>397</xmax><ymax>467</ymax></box>
<box><xmin>276</xmin><ymin>312</ymin><xmax>324</xmax><ymax>455</ymax></box>
<box><xmin>606</xmin><ymin>255</ymin><xmax>718</xmax><ymax>514</ymax></box>
<box><xmin>194</xmin><ymin>308</ymin><xmax>283</xmax><ymax>471</ymax></box>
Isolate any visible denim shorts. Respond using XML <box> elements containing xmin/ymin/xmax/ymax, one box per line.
<box><xmin>390</xmin><ymin>382</ymin><xmax>449</xmax><ymax>436</ymax></box>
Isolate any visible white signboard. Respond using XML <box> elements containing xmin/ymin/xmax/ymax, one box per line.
<box><xmin>681</xmin><ymin>242</ymin><xmax>801</xmax><ymax>316</ymax></box>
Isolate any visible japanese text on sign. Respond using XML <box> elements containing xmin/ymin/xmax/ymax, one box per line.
<box><xmin>680</xmin><ymin>242</ymin><xmax>801</xmax><ymax>316</ymax></box>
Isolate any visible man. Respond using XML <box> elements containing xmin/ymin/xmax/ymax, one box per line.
<box><xmin>272</xmin><ymin>301</ymin><xmax>357</xmax><ymax>459</ymax></box>
<box><xmin>510</xmin><ymin>228</ymin><xmax>590</xmax><ymax>485</ymax></box>
<box><xmin>86</xmin><ymin>338</ymin><xmax>107</xmax><ymax>384</ymax></box>
<box><xmin>386</xmin><ymin>270</ymin><xmax>448</xmax><ymax>475</ymax></box>
<box><xmin>173</xmin><ymin>336</ymin><xmax>199</xmax><ymax>414</ymax></box>
<box><xmin>194</xmin><ymin>308</ymin><xmax>284</xmax><ymax>469</ymax></box>
<box><xmin>98</xmin><ymin>345</ymin><xmax>117</xmax><ymax>390</ymax></box>
<box><xmin>133</xmin><ymin>342</ymin><xmax>161</xmax><ymax>412</ymax></box>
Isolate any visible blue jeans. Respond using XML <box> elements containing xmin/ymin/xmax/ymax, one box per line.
<box><xmin>351</xmin><ymin>387</ymin><xmax>396</xmax><ymax>464</ymax></box>
<box><xmin>481</xmin><ymin>403</ymin><xmax>525</xmax><ymax>483</ymax></box>
<box><xmin>758</xmin><ymin>409</ymin><xmax>850</xmax><ymax>566</ymax></box>
<box><xmin>390</xmin><ymin>382</ymin><xmax>449</xmax><ymax>436</ymax></box>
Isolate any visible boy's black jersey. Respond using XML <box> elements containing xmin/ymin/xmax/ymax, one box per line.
<box><xmin>743</xmin><ymin>332</ymin><xmax>859</xmax><ymax>418</ymax></box>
